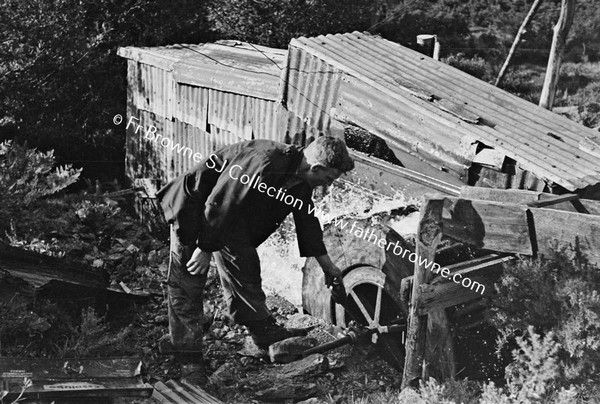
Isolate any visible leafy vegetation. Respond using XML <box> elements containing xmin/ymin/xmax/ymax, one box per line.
<box><xmin>0</xmin><ymin>0</ymin><xmax>212</xmax><ymax>180</ymax></box>
<box><xmin>1</xmin><ymin>0</ymin><xmax>599</xmax><ymax>179</ymax></box>
<box><xmin>0</xmin><ymin>140</ymin><xmax>81</xmax><ymax>207</ymax></box>
<box><xmin>491</xmin><ymin>245</ymin><xmax>600</xmax><ymax>387</ymax></box>
<box><xmin>207</xmin><ymin>0</ymin><xmax>375</xmax><ymax>48</ymax></box>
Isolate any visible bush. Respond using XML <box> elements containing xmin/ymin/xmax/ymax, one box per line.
<box><xmin>0</xmin><ymin>140</ymin><xmax>81</xmax><ymax>207</ymax></box>
<box><xmin>60</xmin><ymin>307</ymin><xmax>133</xmax><ymax>357</ymax></box>
<box><xmin>0</xmin><ymin>0</ymin><xmax>212</xmax><ymax>179</ymax></box>
<box><xmin>443</xmin><ymin>53</ymin><xmax>496</xmax><ymax>82</ymax></box>
<box><xmin>0</xmin><ymin>140</ymin><xmax>81</xmax><ymax>241</ymax></box>
<box><xmin>207</xmin><ymin>0</ymin><xmax>375</xmax><ymax>48</ymax></box>
<box><xmin>491</xmin><ymin>245</ymin><xmax>600</xmax><ymax>385</ymax></box>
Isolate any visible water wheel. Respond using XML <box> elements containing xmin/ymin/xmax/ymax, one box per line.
<box><xmin>302</xmin><ymin>218</ymin><xmax>414</xmax><ymax>370</ymax></box>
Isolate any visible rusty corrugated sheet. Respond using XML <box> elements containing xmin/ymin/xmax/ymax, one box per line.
<box><xmin>126</xmin><ymin>60</ymin><xmax>176</xmax><ymax>119</ymax></box>
<box><xmin>287</xmin><ymin>31</ymin><xmax>600</xmax><ymax>191</ymax></box>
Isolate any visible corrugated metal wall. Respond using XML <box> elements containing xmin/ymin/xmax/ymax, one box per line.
<box><xmin>125</xmin><ymin>59</ymin><xmax>288</xmax><ymax>185</ymax></box>
<box><xmin>280</xmin><ymin>46</ymin><xmax>342</xmax><ymax>138</ymax></box>
<box><xmin>129</xmin><ymin>60</ymin><xmax>175</xmax><ymax>119</ymax></box>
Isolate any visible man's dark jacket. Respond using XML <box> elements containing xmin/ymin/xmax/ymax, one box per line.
<box><xmin>156</xmin><ymin>139</ymin><xmax>327</xmax><ymax>257</ymax></box>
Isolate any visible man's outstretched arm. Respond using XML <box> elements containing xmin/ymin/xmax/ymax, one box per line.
<box><xmin>315</xmin><ymin>254</ymin><xmax>342</xmax><ymax>280</ymax></box>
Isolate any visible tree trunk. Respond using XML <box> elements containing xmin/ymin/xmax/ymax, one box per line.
<box><xmin>495</xmin><ymin>0</ymin><xmax>543</xmax><ymax>87</ymax></box>
<box><xmin>539</xmin><ymin>0</ymin><xmax>576</xmax><ymax>109</ymax></box>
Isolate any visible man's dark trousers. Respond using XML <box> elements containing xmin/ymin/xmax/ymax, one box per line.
<box><xmin>167</xmin><ymin>226</ymin><xmax>271</xmax><ymax>355</ymax></box>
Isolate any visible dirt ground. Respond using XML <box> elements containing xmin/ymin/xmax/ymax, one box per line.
<box><xmin>1</xmin><ymin>193</ymin><xmax>406</xmax><ymax>404</ymax></box>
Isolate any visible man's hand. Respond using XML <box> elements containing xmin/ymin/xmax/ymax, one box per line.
<box><xmin>316</xmin><ymin>254</ymin><xmax>347</xmax><ymax>305</ymax></box>
<box><xmin>327</xmin><ymin>273</ymin><xmax>347</xmax><ymax>305</ymax></box>
<box><xmin>186</xmin><ymin>248</ymin><xmax>211</xmax><ymax>275</ymax></box>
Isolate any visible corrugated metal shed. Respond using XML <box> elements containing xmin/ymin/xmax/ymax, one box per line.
<box><xmin>117</xmin><ymin>41</ymin><xmax>289</xmax><ymax>183</ymax></box>
<box><xmin>282</xmin><ymin>31</ymin><xmax>600</xmax><ymax>192</ymax></box>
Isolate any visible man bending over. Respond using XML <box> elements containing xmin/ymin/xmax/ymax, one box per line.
<box><xmin>156</xmin><ymin>136</ymin><xmax>354</xmax><ymax>384</ymax></box>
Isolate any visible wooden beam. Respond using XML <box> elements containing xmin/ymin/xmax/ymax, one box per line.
<box><xmin>402</xmin><ymin>198</ymin><xmax>448</xmax><ymax>388</ymax></box>
<box><xmin>0</xmin><ymin>241</ymin><xmax>107</xmax><ymax>290</ymax></box>
<box><xmin>347</xmin><ymin>149</ymin><xmax>462</xmax><ymax>198</ymax></box>
<box><xmin>400</xmin><ymin>254</ymin><xmax>509</xmax><ymax>302</ymax></box>
<box><xmin>527</xmin><ymin>193</ymin><xmax>578</xmax><ymax>207</ymax></box>
<box><xmin>0</xmin><ymin>358</ymin><xmax>152</xmax><ymax>401</ymax></box>
<box><xmin>539</xmin><ymin>0</ymin><xmax>576</xmax><ymax>109</ymax></box>
<box><xmin>442</xmin><ymin>197</ymin><xmax>532</xmax><ymax>254</ymax></box>
<box><xmin>416</xmin><ymin>255</ymin><xmax>513</xmax><ymax>315</ymax></box>
<box><xmin>530</xmin><ymin>207</ymin><xmax>600</xmax><ymax>265</ymax></box>
<box><xmin>459</xmin><ymin>186</ymin><xmax>600</xmax><ymax>215</ymax></box>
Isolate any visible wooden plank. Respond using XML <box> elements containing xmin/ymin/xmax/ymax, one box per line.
<box><xmin>460</xmin><ymin>186</ymin><xmax>600</xmax><ymax>215</ymax></box>
<box><xmin>460</xmin><ymin>186</ymin><xmax>542</xmax><ymax>204</ymax></box>
<box><xmin>0</xmin><ymin>357</ymin><xmax>141</xmax><ymax>379</ymax></box>
<box><xmin>347</xmin><ymin>150</ymin><xmax>461</xmax><ymax>199</ymax></box>
<box><xmin>527</xmin><ymin>193</ymin><xmax>578</xmax><ymax>207</ymax></box>
<box><xmin>152</xmin><ymin>388</ymin><xmax>179</xmax><ymax>404</ymax></box>
<box><xmin>425</xmin><ymin>310</ymin><xmax>456</xmax><ymax>381</ymax></box>
<box><xmin>154</xmin><ymin>381</ymin><xmax>185</xmax><ymax>403</ymax></box>
<box><xmin>416</xmin><ymin>256</ymin><xmax>512</xmax><ymax>315</ymax></box>
<box><xmin>153</xmin><ymin>379</ymin><xmax>224</xmax><ymax>404</ymax></box>
<box><xmin>441</xmin><ymin>197</ymin><xmax>532</xmax><ymax>254</ymax></box>
<box><xmin>0</xmin><ymin>358</ymin><xmax>151</xmax><ymax>401</ymax></box>
<box><xmin>400</xmin><ymin>254</ymin><xmax>507</xmax><ymax>302</ymax></box>
<box><xmin>530</xmin><ymin>207</ymin><xmax>600</xmax><ymax>266</ymax></box>
<box><xmin>0</xmin><ymin>241</ymin><xmax>107</xmax><ymax>290</ymax></box>
<box><xmin>180</xmin><ymin>380</ymin><xmax>226</xmax><ymax>404</ymax></box>
<box><xmin>165</xmin><ymin>380</ymin><xmax>212</xmax><ymax>403</ymax></box>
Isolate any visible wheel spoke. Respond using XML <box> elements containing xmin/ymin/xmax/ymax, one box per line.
<box><xmin>350</xmin><ymin>290</ymin><xmax>373</xmax><ymax>324</ymax></box>
<box><xmin>373</xmin><ymin>286</ymin><xmax>383</xmax><ymax>326</ymax></box>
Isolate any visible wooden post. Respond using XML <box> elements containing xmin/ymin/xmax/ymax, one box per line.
<box><xmin>401</xmin><ymin>198</ymin><xmax>445</xmax><ymax>389</ymax></box>
<box><xmin>417</xmin><ymin>34</ymin><xmax>436</xmax><ymax>58</ymax></box>
<box><xmin>539</xmin><ymin>0</ymin><xmax>575</xmax><ymax>109</ymax></box>
<box><xmin>433</xmin><ymin>37</ymin><xmax>441</xmax><ymax>61</ymax></box>
<box><xmin>495</xmin><ymin>0</ymin><xmax>543</xmax><ymax>87</ymax></box>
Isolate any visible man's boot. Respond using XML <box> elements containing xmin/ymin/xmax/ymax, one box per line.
<box><xmin>243</xmin><ymin>316</ymin><xmax>309</xmax><ymax>349</ymax></box>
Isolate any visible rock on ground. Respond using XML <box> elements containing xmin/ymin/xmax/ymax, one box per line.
<box><xmin>269</xmin><ymin>336</ymin><xmax>318</xmax><ymax>363</ymax></box>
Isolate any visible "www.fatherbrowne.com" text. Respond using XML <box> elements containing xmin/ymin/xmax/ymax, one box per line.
<box><xmin>330</xmin><ymin>217</ymin><xmax>486</xmax><ymax>295</ymax></box>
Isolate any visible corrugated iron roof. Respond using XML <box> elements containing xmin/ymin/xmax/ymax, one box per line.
<box><xmin>287</xmin><ymin>32</ymin><xmax>600</xmax><ymax>191</ymax></box>
<box><xmin>118</xmin><ymin>40</ymin><xmax>286</xmax><ymax>100</ymax></box>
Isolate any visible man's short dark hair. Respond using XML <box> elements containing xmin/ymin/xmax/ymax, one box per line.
<box><xmin>304</xmin><ymin>136</ymin><xmax>354</xmax><ymax>173</ymax></box>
